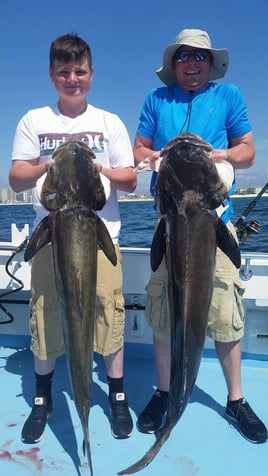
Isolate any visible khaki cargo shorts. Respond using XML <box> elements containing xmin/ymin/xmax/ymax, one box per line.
<box><xmin>29</xmin><ymin>244</ymin><xmax>125</xmax><ymax>360</ymax></box>
<box><xmin>146</xmin><ymin>221</ymin><xmax>245</xmax><ymax>343</ymax></box>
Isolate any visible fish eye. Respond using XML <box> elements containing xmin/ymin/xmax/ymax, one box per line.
<box><xmin>49</xmin><ymin>164</ymin><xmax>56</xmax><ymax>174</ymax></box>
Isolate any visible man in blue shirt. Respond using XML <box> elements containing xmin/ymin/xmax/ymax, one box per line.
<box><xmin>134</xmin><ymin>28</ymin><xmax>267</xmax><ymax>443</ymax></box>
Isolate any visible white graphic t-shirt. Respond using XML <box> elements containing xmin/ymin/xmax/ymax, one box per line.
<box><xmin>12</xmin><ymin>104</ymin><xmax>134</xmax><ymax>243</ymax></box>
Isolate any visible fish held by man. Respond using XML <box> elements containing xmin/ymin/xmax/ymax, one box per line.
<box><xmin>24</xmin><ymin>140</ymin><xmax>117</xmax><ymax>475</ymax></box>
<box><xmin>118</xmin><ymin>133</ymin><xmax>241</xmax><ymax>474</ymax></box>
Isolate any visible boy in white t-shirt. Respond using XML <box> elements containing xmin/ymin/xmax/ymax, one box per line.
<box><xmin>9</xmin><ymin>33</ymin><xmax>137</xmax><ymax>443</ymax></box>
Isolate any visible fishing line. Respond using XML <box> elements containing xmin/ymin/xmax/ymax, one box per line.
<box><xmin>0</xmin><ymin>236</ymin><xmax>29</xmax><ymax>324</ymax></box>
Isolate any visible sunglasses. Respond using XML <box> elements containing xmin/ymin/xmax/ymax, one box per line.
<box><xmin>174</xmin><ymin>50</ymin><xmax>211</xmax><ymax>63</ymax></box>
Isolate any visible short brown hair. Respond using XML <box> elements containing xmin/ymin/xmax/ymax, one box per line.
<box><xmin>49</xmin><ymin>33</ymin><xmax>92</xmax><ymax>69</ymax></box>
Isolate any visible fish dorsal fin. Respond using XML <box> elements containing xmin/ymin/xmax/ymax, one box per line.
<box><xmin>216</xmin><ymin>218</ymin><xmax>241</xmax><ymax>269</ymax></box>
<box><xmin>24</xmin><ymin>215</ymin><xmax>52</xmax><ymax>262</ymax></box>
<box><xmin>150</xmin><ymin>218</ymin><xmax>166</xmax><ymax>272</ymax></box>
<box><xmin>96</xmin><ymin>215</ymin><xmax>117</xmax><ymax>266</ymax></box>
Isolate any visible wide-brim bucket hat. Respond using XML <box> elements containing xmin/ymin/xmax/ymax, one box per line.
<box><xmin>156</xmin><ymin>29</ymin><xmax>229</xmax><ymax>85</ymax></box>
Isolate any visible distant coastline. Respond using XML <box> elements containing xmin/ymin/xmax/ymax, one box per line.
<box><xmin>1</xmin><ymin>192</ymin><xmax>268</xmax><ymax>205</ymax></box>
<box><xmin>118</xmin><ymin>193</ymin><xmax>268</xmax><ymax>201</ymax></box>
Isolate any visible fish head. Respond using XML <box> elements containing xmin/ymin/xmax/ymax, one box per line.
<box><xmin>156</xmin><ymin>133</ymin><xmax>228</xmax><ymax>211</ymax></box>
<box><xmin>40</xmin><ymin>140</ymin><xmax>106</xmax><ymax>211</ymax></box>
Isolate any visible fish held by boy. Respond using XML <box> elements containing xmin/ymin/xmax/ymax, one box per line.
<box><xmin>25</xmin><ymin>140</ymin><xmax>117</xmax><ymax>475</ymax></box>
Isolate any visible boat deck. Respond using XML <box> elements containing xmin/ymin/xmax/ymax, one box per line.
<box><xmin>0</xmin><ymin>343</ymin><xmax>267</xmax><ymax>476</ymax></box>
<box><xmin>0</xmin><ymin>234</ymin><xmax>267</xmax><ymax>475</ymax></box>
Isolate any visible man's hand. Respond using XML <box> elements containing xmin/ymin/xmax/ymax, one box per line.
<box><xmin>135</xmin><ymin>152</ymin><xmax>162</xmax><ymax>173</ymax></box>
<box><xmin>209</xmin><ymin>149</ymin><xmax>228</xmax><ymax>162</ymax></box>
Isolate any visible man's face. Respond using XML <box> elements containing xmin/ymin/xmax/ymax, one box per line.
<box><xmin>172</xmin><ymin>46</ymin><xmax>212</xmax><ymax>92</ymax></box>
<box><xmin>49</xmin><ymin>57</ymin><xmax>93</xmax><ymax>101</ymax></box>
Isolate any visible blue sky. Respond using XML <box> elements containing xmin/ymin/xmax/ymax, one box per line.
<box><xmin>1</xmin><ymin>0</ymin><xmax>268</xmax><ymax>193</ymax></box>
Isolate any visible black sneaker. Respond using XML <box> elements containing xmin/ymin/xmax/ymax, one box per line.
<box><xmin>109</xmin><ymin>392</ymin><xmax>133</xmax><ymax>439</ymax></box>
<box><xmin>225</xmin><ymin>397</ymin><xmax>267</xmax><ymax>443</ymax></box>
<box><xmin>21</xmin><ymin>397</ymin><xmax>53</xmax><ymax>444</ymax></box>
<box><xmin>137</xmin><ymin>390</ymin><xmax>168</xmax><ymax>434</ymax></box>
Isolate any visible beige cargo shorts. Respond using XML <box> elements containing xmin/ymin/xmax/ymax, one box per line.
<box><xmin>29</xmin><ymin>244</ymin><xmax>125</xmax><ymax>359</ymax></box>
<box><xmin>145</xmin><ymin>221</ymin><xmax>245</xmax><ymax>342</ymax></box>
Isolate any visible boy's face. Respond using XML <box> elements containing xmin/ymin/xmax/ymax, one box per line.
<box><xmin>49</xmin><ymin>57</ymin><xmax>93</xmax><ymax>101</ymax></box>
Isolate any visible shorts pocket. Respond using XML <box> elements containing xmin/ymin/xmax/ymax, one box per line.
<box><xmin>145</xmin><ymin>280</ymin><xmax>168</xmax><ymax>331</ymax></box>
<box><xmin>95</xmin><ymin>293</ymin><xmax>125</xmax><ymax>334</ymax></box>
<box><xmin>232</xmin><ymin>278</ymin><xmax>245</xmax><ymax>331</ymax></box>
<box><xmin>112</xmin><ymin>295</ymin><xmax>125</xmax><ymax>337</ymax></box>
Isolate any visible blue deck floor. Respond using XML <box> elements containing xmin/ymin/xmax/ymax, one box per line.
<box><xmin>0</xmin><ymin>344</ymin><xmax>267</xmax><ymax>476</ymax></box>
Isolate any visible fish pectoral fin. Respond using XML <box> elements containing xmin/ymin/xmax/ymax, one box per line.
<box><xmin>24</xmin><ymin>215</ymin><xmax>52</xmax><ymax>262</ymax></box>
<box><xmin>150</xmin><ymin>217</ymin><xmax>166</xmax><ymax>272</ymax></box>
<box><xmin>96</xmin><ymin>216</ymin><xmax>117</xmax><ymax>266</ymax></box>
<box><xmin>216</xmin><ymin>218</ymin><xmax>241</xmax><ymax>269</ymax></box>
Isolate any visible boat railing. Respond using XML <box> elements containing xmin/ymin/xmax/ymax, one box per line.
<box><xmin>240</xmin><ymin>252</ymin><xmax>268</xmax><ymax>281</ymax></box>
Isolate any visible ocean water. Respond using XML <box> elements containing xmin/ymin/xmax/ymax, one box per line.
<box><xmin>0</xmin><ymin>197</ymin><xmax>268</xmax><ymax>252</ymax></box>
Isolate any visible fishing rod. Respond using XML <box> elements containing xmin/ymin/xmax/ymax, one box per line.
<box><xmin>235</xmin><ymin>182</ymin><xmax>268</xmax><ymax>242</ymax></box>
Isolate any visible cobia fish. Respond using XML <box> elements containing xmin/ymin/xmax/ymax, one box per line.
<box><xmin>24</xmin><ymin>140</ymin><xmax>117</xmax><ymax>476</ymax></box>
<box><xmin>118</xmin><ymin>133</ymin><xmax>241</xmax><ymax>474</ymax></box>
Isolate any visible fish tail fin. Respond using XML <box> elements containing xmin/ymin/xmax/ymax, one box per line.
<box><xmin>117</xmin><ymin>425</ymin><xmax>172</xmax><ymax>475</ymax></box>
<box><xmin>82</xmin><ymin>425</ymin><xmax>93</xmax><ymax>476</ymax></box>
